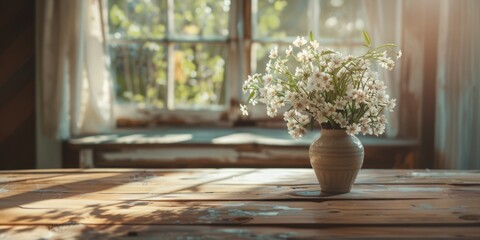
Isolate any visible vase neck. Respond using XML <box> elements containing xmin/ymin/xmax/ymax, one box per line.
<box><xmin>321</xmin><ymin>129</ymin><xmax>348</xmax><ymax>137</ymax></box>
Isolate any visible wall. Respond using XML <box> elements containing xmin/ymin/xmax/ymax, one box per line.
<box><xmin>0</xmin><ymin>0</ymin><xmax>36</xmax><ymax>169</ymax></box>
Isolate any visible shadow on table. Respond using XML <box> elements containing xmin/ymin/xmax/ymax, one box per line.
<box><xmin>1</xmin><ymin>169</ymin><xmax>302</xmax><ymax>239</ymax></box>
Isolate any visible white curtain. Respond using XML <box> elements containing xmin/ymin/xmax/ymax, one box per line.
<box><xmin>362</xmin><ymin>0</ymin><xmax>403</xmax><ymax>138</ymax></box>
<box><xmin>39</xmin><ymin>0</ymin><xmax>114</xmax><ymax>139</ymax></box>
<box><xmin>435</xmin><ymin>0</ymin><xmax>480</xmax><ymax>169</ymax></box>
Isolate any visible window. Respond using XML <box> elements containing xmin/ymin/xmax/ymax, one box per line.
<box><xmin>106</xmin><ymin>0</ymin><xmax>367</xmax><ymax>125</ymax></box>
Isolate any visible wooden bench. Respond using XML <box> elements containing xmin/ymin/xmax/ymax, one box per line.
<box><xmin>64</xmin><ymin>127</ymin><xmax>419</xmax><ymax>168</ymax></box>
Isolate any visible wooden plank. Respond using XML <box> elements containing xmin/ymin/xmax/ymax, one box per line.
<box><xmin>94</xmin><ymin>147</ymin><xmax>312</xmax><ymax>168</ymax></box>
<box><xmin>0</xmin><ymin>198</ymin><xmax>479</xmax><ymax>225</ymax></box>
<box><xmin>1</xmin><ymin>225</ymin><xmax>479</xmax><ymax>240</ymax></box>
<box><xmin>1</xmin><ymin>169</ymin><xmax>479</xmax><ymax>185</ymax></box>
<box><xmin>1</xmin><ymin>169</ymin><xmax>480</xmax><ymax>239</ymax></box>
<box><xmin>1</xmin><ymin>183</ymin><xmax>479</xmax><ymax>201</ymax></box>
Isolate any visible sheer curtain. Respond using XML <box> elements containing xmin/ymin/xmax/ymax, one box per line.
<box><xmin>435</xmin><ymin>0</ymin><xmax>480</xmax><ymax>169</ymax></box>
<box><xmin>362</xmin><ymin>0</ymin><xmax>403</xmax><ymax>138</ymax></box>
<box><xmin>39</xmin><ymin>0</ymin><xmax>114</xmax><ymax>139</ymax></box>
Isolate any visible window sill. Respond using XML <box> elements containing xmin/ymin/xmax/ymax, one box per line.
<box><xmin>65</xmin><ymin>127</ymin><xmax>420</xmax><ymax>169</ymax></box>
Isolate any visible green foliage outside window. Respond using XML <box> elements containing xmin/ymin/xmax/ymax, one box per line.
<box><xmin>107</xmin><ymin>0</ymin><xmax>364</xmax><ymax>111</ymax></box>
<box><xmin>107</xmin><ymin>0</ymin><xmax>287</xmax><ymax>110</ymax></box>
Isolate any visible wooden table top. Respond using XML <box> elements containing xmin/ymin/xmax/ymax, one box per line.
<box><xmin>0</xmin><ymin>168</ymin><xmax>479</xmax><ymax>239</ymax></box>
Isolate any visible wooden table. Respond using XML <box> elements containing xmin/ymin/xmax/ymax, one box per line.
<box><xmin>0</xmin><ymin>169</ymin><xmax>479</xmax><ymax>239</ymax></box>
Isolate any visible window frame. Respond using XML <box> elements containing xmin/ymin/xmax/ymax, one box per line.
<box><xmin>106</xmin><ymin>0</ymin><xmax>243</xmax><ymax>126</ymax></box>
<box><xmin>105</xmin><ymin>0</ymin><xmax>370</xmax><ymax>127</ymax></box>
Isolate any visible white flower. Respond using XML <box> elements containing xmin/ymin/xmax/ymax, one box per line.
<box><xmin>365</xmin><ymin>80</ymin><xmax>375</xmax><ymax>91</ymax></box>
<box><xmin>346</xmin><ymin>123</ymin><xmax>360</xmax><ymax>135</ymax></box>
<box><xmin>289</xmin><ymin>126</ymin><xmax>307</xmax><ymax>139</ymax></box>
<box><xmin>274</xmin><ymin>60</ymin><xmax>285</xmax><ymax>73</ymax></box>
<box><xmin>320</xmin><ymin>72</ymin><xmax>331</xmax><ymax>82</ymax></box>
<box><xmin>310</xmin><ymin>40</ymin><xmax>319</xmax><ymax>49</ymax></box>
<box><xmin>339</xmin><ymin>118</ymin><xmax>348</xmax><ymax>128</ymax></box>
<box><xmin>265</xmin><ymin>60</ymin><xmax>273</xmax><ymax>72</ymax></box>
<box><xmin>373</xmin><ymin>124</ymin><xmax>385</xmax><ymax>136</ymax></box>
<box><xmin>293</xmin><ymin>36</ymin><xmax>307</xmax><ymax>47</ymax></box>
<box><xmin>293</xmin><ymin>99</ymin><xmax>307</xmax><ymax>111</ymax></box>
<box><xmin>386</xmin><ymin>98</ymin><xmax>396</xmax><ymax>112</ymax></box>
<box><xmin>269</xmin><ymin>47</ymin><xmax>278</xmax><ymax>59</ymax></box>
<box><xmin>262</xmin><ymin>74</ymin><xmax>273</xmax><ymax>84</ymax></box>
<box><xmin>285</xmin><ymin>91</ymin><xmax>296</xmax><ymax>102</ymax></box>
<box><xmin>285</xmin><ymin>45</ymin><xmax>293</xmax><ymax>56</ymax></box>
<box><xmin>322</xmin><ymin>103</ymin><xmax>336</xmax><ymax>116</ymax></box>
<box><xmin>315</xmin><ymin>111</ymin><xmax>328</xmax><ymax>124</ymax></box>
<box><xmin>294</xmin><ymin>67</ymin><xmax>304</xmax><ymax>78</ymax></box>
<box><xmin>376</xmin><ymin>92</ymin><xmax>387</xmax><ymax>102</ymax></box>
<box><xmin>374</xmin><ymin>81</ymin><xmax>386</xmax><ymax>91</ymax></box>
<box><xmin>296</xmin><ymin>51</ymin><xmax>305</xmax><ymax>63</ymax></box>
<box><xmin>298</xmin><ymin>113</ymin><xmax>310</xmax><ymax>125</ymax></box>
<box><xmin>324</xmin><ymin>80</ymin><xmax>334</xmax><ymax>92</ymax></box>
<box><xmin>312</xmin><ymin>68</ymin><xmax>321</xmax><ymax>79</ymax></box>
<box><xmin>359</xmin><ymin>59</ymin><xmax>371</xmax><ymax>69</ymax></box>
<box><xmin>379</xmin><ymin>58</ymin><xmax>395</xmax><ymax>70</ymax></box>
<box><xmin>307</xmin><ymin>76</ymin><xmax>316</xmax><ymax>91</ymax></box>
<box><xmin>360</xmin><ymin>117</ymin><xmax>370</xmax><ymax>125</ymax></box>
<box><xmin>267</xmin><ymin>105</ymin><xmax>278</xmax><ymax>117</ymax></box>
<box><xmin>368</xmin><ymin>106</ymin><xmax>378</xmax><ymax>115</ymax></box>
<box><xmin>378</xmin><ymin>115</ymin><xmax>387</xmax><ymax>125</ymax></box>
<box><xmin>360</xmin><ymin>124</ymin><xmax>372</xmax><ymax>135</ymax></box>
<box><xmin>283</xmin><ymin>109</ymin><xmax>295</xmax><ymax>120</ymax></box>
<box><xmin>240</xmin><ymin>104</ymin><xmax>248</xmax><ymax>116</ymax></box>
<box><xmin>334</xmin><ymin>98</ymin><xmax>347</xmax><ymax>109</ymax></box>
<box><xmin>296</xmin><ymin>50</ymin><xmax>311</xmax><ymax>63</ymax></box>
<box><xmin>287</xmin><ymin>121</ymin><xmax>295</xmax><ymax>130</ymax></box>
<box><xmin>332</xmin><ymin>55</ymin><xmax>343</xmax><ymax>67</ymax></box>
<box><xmin>397</xmin><ymin>50</ymin><xmax>402</xmax><ymax>59</ymax></box>
<box><xmin>353</xmin><ymin>89</ymin><xmax>367</xmax><ymax>103</ymax></box>
<box><xmin>319</xmin><ymin>60</ymin><xmax>327</xmax><ymax>68</ymax></box>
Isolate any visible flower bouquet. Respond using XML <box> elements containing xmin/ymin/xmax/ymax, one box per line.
<box><xmin>241</xmin><ymin>32</ymin><xmax>401</xmax><ymax>138</ymax></box>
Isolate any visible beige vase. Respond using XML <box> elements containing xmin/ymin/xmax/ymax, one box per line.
<box><xmin>309</xmin><ymin>129</ymin><xmax>364</xmax><ymax>193</ymax></box>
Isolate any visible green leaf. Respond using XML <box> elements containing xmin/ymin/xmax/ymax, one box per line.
<box><xmin>310</xmin><ymin>31</ymin><xmax>314</xmax><ymax>41</ymax></box>
<box><xmin>362</xmin><ymin>31</ymin><xmax>371</xmax><ymax>47</ymax></box>
<box><xmin>321</xmin><ymin>50</ymin><xmax>336</xmax><ymax>55</ymax></box>
<box><xmin>247</xmin><ymin>91</ymin><xmax>255</xmax><ymax>103</ymax></box>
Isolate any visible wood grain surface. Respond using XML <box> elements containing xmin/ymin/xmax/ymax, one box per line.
<box><xmin>0</xmin><ymin>169</ymin><xmax>480</xmax><ymax>239</ymax></box>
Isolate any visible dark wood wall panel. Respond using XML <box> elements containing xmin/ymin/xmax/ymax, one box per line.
<box><xmin>0</xmin><ymin>0</ymin><xmax>36</xmax><ymax>169</ymax></box>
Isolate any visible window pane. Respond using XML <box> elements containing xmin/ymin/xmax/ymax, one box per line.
<box><xmin>173</xmin><ymin>43</ymin><xmax>227</xmax><ymax>109</ymax></box>
<box><xmin>319</xmin><ymin>0</ymin><xmax>365</xmax><ymax>41</ymax></box>
<box><xmin>173</xmin><ymin>0</ymin><xmax>230</xmax><ymax>37</ymax></box>
<box><xmin>254</xmin><ymin>0</ymin><xmax>310</xmax><ymax>39</ymax></box>
<box><xmin>109</xmin><ymin>42</ymin><xmax>167</xmax><ymax>108</ymax></box>
<box><xmin>108</xmin><ymin>0</ymin><xmax>167</xmax><ymax>39</ymax></box>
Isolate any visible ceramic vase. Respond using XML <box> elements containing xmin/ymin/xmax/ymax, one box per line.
<box><xmin>309</xmin><ymin>129</ymin><xmax>364</xmax><ymax>193</ymax></box>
